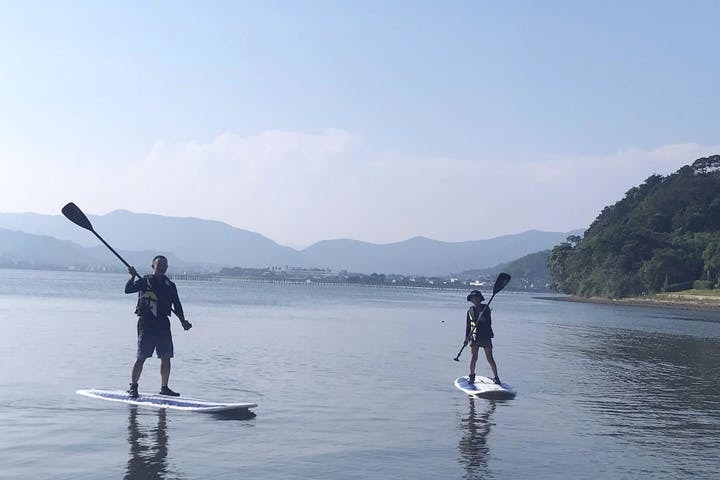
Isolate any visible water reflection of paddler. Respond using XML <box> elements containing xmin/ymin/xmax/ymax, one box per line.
<box><xmin>125</xmin><ymin>407</ymin><xmax>182</xmax><ymax>480</ymax></box>
<box><xmin>458</xmin><ymin>397</ymin><xmax>496</xmax><ymax>480</ymax></box>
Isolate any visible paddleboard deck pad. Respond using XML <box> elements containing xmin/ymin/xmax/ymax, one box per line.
<box><xmin>454</xmin><ymin>376</ymin><xmax>516</xmax><ymax>399</ymax></box>
<box><xmin>76</xmin><ymin>388</ymin><xmax>257</xmax><ymax>412</ymax></box>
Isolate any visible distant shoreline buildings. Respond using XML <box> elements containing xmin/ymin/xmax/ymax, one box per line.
<box><xmin>0</xmin><ymin>263</ymin><xmax>550</xmax><ymax>291</ymax></box>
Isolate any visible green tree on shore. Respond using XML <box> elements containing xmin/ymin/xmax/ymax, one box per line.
<box><xmin>549</xmin><ymin>155</ymin><xmax>720</xmax><ymax>298</ymax></box>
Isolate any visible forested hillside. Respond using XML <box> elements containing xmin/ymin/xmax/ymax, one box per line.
<box><xmin>549</xmin><ymin>155</ymin><xmax>720</xmax><ymax>298</ymax></box>
<box><xmin>459</xmin><ymin>250</ymin><xmax>553</xmax><ymax>290</ymax></box>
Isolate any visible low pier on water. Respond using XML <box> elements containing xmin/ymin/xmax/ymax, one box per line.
<box><xmin>167</xmin><ymin>273</ymin><xmax>217</xmax><ymax>281</ymax></box>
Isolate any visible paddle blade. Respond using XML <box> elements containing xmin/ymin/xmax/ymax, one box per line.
<box><xmin>61</xmin><ymin>202</ymin><xmax>94</xmax><ymax>231</ymax></box>
<box><xmin>492</xmin><ymin>272</ymin><xmax>511</xmax><ymax>294</ymax></box>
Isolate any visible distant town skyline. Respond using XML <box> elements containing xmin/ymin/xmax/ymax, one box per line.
<box><xmin>1</xmin><ymin>2</ymin><xmax>719</xmax><ymax>247</ymax></box>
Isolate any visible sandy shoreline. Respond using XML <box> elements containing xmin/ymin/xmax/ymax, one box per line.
<box><xmin>535</xmin><ymin>294</ymin><xmax>720</xmax><ymax>312</ymax></box>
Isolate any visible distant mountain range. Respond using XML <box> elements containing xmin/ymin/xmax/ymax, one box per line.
<box><xmin>0</xmin><ymin>210</ymin><xmax>582</xmax><ymax>275</ymax></box>
<box><xmin>0</xmin><ymin>227</ymin><xmax>187</xmax><ymax>271</ymax></box>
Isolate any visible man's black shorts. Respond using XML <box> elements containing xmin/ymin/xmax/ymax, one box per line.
<box><xmin>137</xmin><ymin>324</ymin><xmax>174</xmax><ymax>359</ymax></box>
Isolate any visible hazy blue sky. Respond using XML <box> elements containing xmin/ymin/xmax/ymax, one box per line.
<box><xmin>1</xmin><ymin>1</ymin><xmax>718</xmax><ymax>247</ymax></box>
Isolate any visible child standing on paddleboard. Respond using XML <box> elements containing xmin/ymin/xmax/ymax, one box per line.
<box><xmin>464</xmin><ymin>290</ymin><xmax>501</xmax><ymax>385</ymax></box>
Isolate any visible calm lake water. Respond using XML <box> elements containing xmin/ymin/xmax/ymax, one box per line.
<box><xmin>1</xmin><ymin>269</ymin><xmax>719</xmax><ymax>479</ymax></box>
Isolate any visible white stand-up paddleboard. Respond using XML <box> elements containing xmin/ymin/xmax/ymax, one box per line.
<box><xmin>454</xmin><ymin>376</ymin><xmax>516</xmax><ymax>399</ymax></box>
<box><xmin>76</xmin><ymin>388</ymin><xmax>257</xmax><ymax>413</ymax></box>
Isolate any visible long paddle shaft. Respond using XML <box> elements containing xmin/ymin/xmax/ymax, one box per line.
<box><xmin>453</xmin><ymin>272</ymin><xmax>511</xmax><ymax>361</ymax></box>
<box><xmin>61</xmin><ymin>202</ymin><xmax>190</xmax><ymax>328</ymax></box>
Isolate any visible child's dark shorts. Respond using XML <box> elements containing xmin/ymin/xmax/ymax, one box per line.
<box><xmin>471</xmin><ymin>337</ymin><xmax>493</xmax><ymax>348</ymax></box>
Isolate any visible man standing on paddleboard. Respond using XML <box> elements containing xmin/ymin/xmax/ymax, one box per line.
<box><xmin>125</xmin><ymin>255</ymin><xmax>192</xmax><ymax>398</ymax></box>
<box><xmin>464</xmin><ymin>290</ymin><xmax>501</xmax><ymax>385</ymax></box>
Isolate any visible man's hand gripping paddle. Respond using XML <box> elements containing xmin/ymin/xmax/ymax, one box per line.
<box><xmin>61</xmin><ymin>202</ymin><xmax>192</xmax><ymax>331</ymax></box>
<box><xmin>453</xmin><ymin>272</ymin><xmax>511</xmax><ymax>361</ymax></box>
